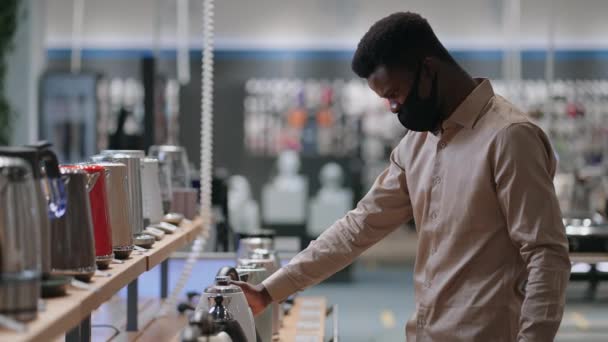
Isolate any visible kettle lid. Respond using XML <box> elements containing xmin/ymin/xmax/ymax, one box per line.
<box><xmin>249</xmin><ymin>248</ymin><xmax>271</xmax><ymax>259</ymax></box>
<box><xmin>204</xmin><ymin>276</ymin><xmax>242</xmax><ymax>294</ymax></box>
<box><xmin>0</xmin><ymin>146</ymin><xmax>40</xmax><ymax>178</ymax></box>
<box><xmin>0</xmin><ymin>156</ymin><xmax>32</xmax><ymax>181</ymax></box>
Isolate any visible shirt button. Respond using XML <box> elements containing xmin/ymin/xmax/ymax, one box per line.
<box><xmin>433</xmin><ymin>177</ymin><xmax>441</xmax><ymax>186</ymax></box>
<box><xmin>438</xmin><ymin>141</ymin><xmax>447</xmax><ymax>149</ymax></box>
<box><xmin>424</xmin><ymin>280</ymin><xmax>431</xmax><ymax>288</ymax></box>
<box><xmin>430</xmin><ymin>212</ymin><xmax>438</xmax><ymax>220</ymax></box>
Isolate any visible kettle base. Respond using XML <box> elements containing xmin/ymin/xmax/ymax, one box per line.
<box><xmin>114</xmin><ymin>245</ymin><xmax>135</xmax><ymax>259</ymax></box>
<box><xmin>41</xmin><ymin>275</ymin><xmax>71</xmax><ymax>298</ymax></box>
<box><xmin>96</xmin><ymin>254</ymin><xmax>114</xmax><ymax>270</ymax></box>
<box><xmin>74</xmin><ymin>272</ymin><xmax>95</xmax><ymax>283</ymax></box>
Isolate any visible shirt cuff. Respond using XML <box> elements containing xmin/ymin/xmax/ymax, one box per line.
<box><xmin>261</xmin><ymin>268</ymin><xmax>300</xmax><ymax>302</ymax></box>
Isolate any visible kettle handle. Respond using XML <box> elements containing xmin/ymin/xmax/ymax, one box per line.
<box><xmin>216</xmin><ymin>267</ymin><xmax>240</xmax><ymax>281</ymax></box>
<box><xmin>29</xmin><ymin>141</ymin><xmax>61</xmax><ymax>178</ymax></box>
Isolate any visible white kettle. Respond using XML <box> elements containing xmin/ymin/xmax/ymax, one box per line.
<box><xmin>236</xmin><ymin>265</ymin><xmax>274</xmax><ymax>342</ymax></box>
<box><xmin>196</xmin><ymin>276</ymin><xmax>256</xmax><ymax>342</ymax></box>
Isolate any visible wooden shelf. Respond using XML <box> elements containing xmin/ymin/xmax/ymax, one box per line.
<box><xmin>0</xmin><ymin>218</ymin><xmax>202</xmax><ymax>342</ymax></box>
<box><xmin>145</xmin><ymin>218</ymin><xmax>201</xmax><ymax>270</ymax></box>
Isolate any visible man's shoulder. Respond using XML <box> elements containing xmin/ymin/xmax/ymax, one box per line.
<box><xmin>487</xmin><ymin>95</ymin><xmax>531</xmax><ymax>128</ymax></box>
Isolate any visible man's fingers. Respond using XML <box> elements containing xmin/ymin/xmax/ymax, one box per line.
<box><xmin>229</xmin><ymin>280</ymin><xmax>249</xmax><ymax>288</ymax></box>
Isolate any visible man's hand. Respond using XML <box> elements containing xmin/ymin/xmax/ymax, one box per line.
<box><xmin>231</xmin><ymin>281</ymin><xmax>273</xmax><ymax>316</ymax></box>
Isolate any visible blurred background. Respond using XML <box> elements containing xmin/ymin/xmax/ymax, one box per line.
<box><xmin>4</xmin><ymin>0</ymin><xmax>608</xmax><ymax>341</ymax></box>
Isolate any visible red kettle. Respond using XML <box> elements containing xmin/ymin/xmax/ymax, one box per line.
<box><xmin>63</xmin><ymin>164</ymin><xmax>114</xmax><ymax>269</ymax></box>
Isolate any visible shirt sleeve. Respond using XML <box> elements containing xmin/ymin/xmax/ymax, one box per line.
<box><xmin>493</xmin><ymin>123</ymin><xmax>571</xmax><ymax>342</ymax></box>
<box><xmin>262</xmin><ymin>142</ymin><xmax>414</xmax><ymax>301</ymax></box>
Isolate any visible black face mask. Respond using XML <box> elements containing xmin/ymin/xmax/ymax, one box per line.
<box><xmin>396</xmin><ymin>64</ymin><xmax>441</xmax><ymax>132</ymax></box>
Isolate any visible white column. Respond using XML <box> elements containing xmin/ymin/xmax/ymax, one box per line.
<box><xmin>6</xmin><ymin>0</ymin><xmax>47</xmax><ymax>145</ymax></box>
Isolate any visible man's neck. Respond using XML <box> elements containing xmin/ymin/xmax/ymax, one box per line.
<box><xmin>438</xmin><ymin>65</ymin><xmax>478</xmax><ymax>122</ymax></box>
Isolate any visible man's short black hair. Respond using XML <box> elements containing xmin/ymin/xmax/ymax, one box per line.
<box><xmin>352</xmin><ymin>12</ymin><xmax>455</xmax><ymax>78</ymax></box>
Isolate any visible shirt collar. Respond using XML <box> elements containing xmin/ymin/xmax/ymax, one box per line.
<box><xmin>442</xmin><ymin>78</ymin><xmax>494</xmax><ymax>130</ymax></box>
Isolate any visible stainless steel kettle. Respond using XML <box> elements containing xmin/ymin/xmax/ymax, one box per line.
<box><xmin>141</xmin><ymin>158</ymin><xmax>163</xmax><ymax>225</ymax></box>
<box><xmin>98</xmin><ymin>151</ymin><xmax>144</xmax><ymax>235</ymax></box>
<box><xmin>196</xmin><ymin>276</ymin><xmax>256</xmax><ymax>342</ymax></box>
<box><xmin>182</xmin><ymin>309</ymin><xmax>234</xmax><ymax>342</ymax></box>
<box><xmin>236</xmin><ymin>265</ymin><xmax>274</xmax><ymax>342</ymax></box>
<box><xmin>238</xmin><ymin>254</ymin><xmax>280</xmax><ymax>338</ymax></box>
<box><xmin>51</xmin><ymin>167</ymin><xmax>97</xmax><ymax>282</ymax></box>
<box><xmin>0</xmin><ymin>143</ymin><xmax>66</xmax><ymax>278</ymax></box>
<box><xmin>93</xmin><ymin>152</ymin><xmax>155</xmax><ymax>248</ymax></box>
<box><xmin>0</xmin><ymin>157</ymin><xmax>42</xmax><ymax>321</ymax></box>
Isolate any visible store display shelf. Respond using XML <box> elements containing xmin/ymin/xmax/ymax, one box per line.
<box><xmin>0</xmin><ymin>217</ymin><xmax>202</xmax><ymax>342</ymax></box>
<box><xmin>570</xmin><ymin>252</ymin><xmax>608</xmax><ymax>264</ymax></box>
<box><xmin>167</xmin><ymin>296</ymin><xmax>328</xmax><ymax>342</ymax></box>
<box><xmin>145</xmin><ymin>218</ymin><xmax>201</xmax><ymax>270</ymax></box>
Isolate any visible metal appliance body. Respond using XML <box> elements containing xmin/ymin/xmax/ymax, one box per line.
<box><xmin>90</xmin><ymin>162</ymin><xmax>134</xmax><ymax>259</ymax></box>
<box><xmin>196</xmin><ymin>276</ymin><xmax>256</xmax><ymax>342</ymax></box>
<box><xmin>69</xmin><ymin>164</ymin><xmax>114</xmax><ymax>269</ymax></box>
<box><xmin>0</xmin><ymin>145</ymin><xmax>65</xmax><ymax>277</ymax></box>
<box><xmin>238</xmin><ymin>256</ymin><xmax>280</xmax><ymax>337</ymax></box>
<box><xmin>142</xmin><ymin>158</ymin><xmax>164</xmax><ymax>225</ymax></box>
<box><xmin>51</xmin><ymin>167</ymin><xmax>97</xmax><ymax>281</ymax></box>
<box><xmin>148</xmin><ymin>145</ymin><xmax>191</xmax><ymax>188</ymax></box>
<box><xmin>236</xmin><ymin>265</ymin><xmax>274</xmax><ymax>342</ymax></box>
<box><xmin>0</xmin><ymin>157</ymin><xmax>42</xmax><ymax>321</ymax></box>
<box><xmin>96</xmin><ymin>152</ymin><xmax>145</xmax><ymax>236</ymax></box>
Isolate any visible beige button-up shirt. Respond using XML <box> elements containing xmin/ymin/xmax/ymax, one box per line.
<box><xmin>262</xmin><ymin>79</ymin><xmax>571</xmax><ymax>341</ymax></box>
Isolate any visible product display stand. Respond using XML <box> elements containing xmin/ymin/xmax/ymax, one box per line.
<box><xmin>0</xmin><ymin>217</ymin><xmax>201</xmax><ymax>342</ymax></box>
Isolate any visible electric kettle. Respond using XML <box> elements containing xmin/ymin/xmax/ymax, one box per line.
<box><xmin>0</xmin><ymin>144</ymin><xmax>66</xmax><ymax>280</ymax></box>
<box><xmin>182</xmin><ymin>309</ymin><xmax>234</xmax><ymax>342</ymax></box>
<box><xmin>237</xmin><ymin>238</ymin><xmax>281</xmax><ymax>276</ymax></box>
<box><xmin>196</xmin><ymin>276</ymin><xmax>256</xmax><ymax>342</ymax></box>
<box><xmin>141</xmin><ymin>157</ymin><xmax>164</xmax><ymax>225</ymax></box>
<box><xmin>236</xmin><ymin>265</ymin><xmax>274</xmax><ymax>342</ymax></box>
<box><xmin>51</xmin><ymin>166</ymin><xmax>97</xmax><ymax>282</ymax></box>
<box><xmin>208</xmin><ymin>295</ymin><xmax>248</xmax><ymax>342</ymax></box>
<box><xmin>94</xmin><ymin>152</ymin><xmax>155</xmax><ymax>248</ymax></box>
<box><xmin>0</xmin><ymin>157</ymin><xmax>42</xmax><ymax>321</ymax></box>
<box><xmin>157</xmin><ymin>159</ymin><xmax>173</xmax><ymax>214</ymax></box>
<box><xmin>89</xmin><ymin>162</ymin><xmax>134</xmax><ymax>259</ymax></box>
<box><xmin>148</xmin><ymin>145</ymin><xmax>191</xmax><ymax>188</ymax></box>
<box><xmin>64</xmin><ymin>164</ymin><xmax>114</xmax><ymax>269</ymax></box>
<box><xmin>238</xmin><ymin>254</ymin><xmax>280</xmax><ymax>338</ymax></box>
<box><xmin>148</xmin><ymin>145</ymin><xmax>197</xmax><ymax>219</ymax></box>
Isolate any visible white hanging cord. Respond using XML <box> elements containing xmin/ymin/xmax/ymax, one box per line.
<box><xmin>199</xmin><ymin>0</ymin><xmax>215</xmax><ymax>240</ymax></box>
<box><xmin>70</xmin><ymin>0</ymin><xmax>85</xmax><ymax>73</ymax></box>
<box><xmin>157</xmin><ymin>0</ymin><xmax>214</xmax><ymax>317</ymax></box>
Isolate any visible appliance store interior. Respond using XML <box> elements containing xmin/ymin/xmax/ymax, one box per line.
<box><xmin>2</xmin><ymin>0</ymin><xmax>608</xmax><ymax>341</ymax></box>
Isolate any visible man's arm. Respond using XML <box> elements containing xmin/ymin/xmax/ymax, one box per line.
<box><xmin>493</xmin><ymin>123</ymin><xmax>571</xmax><ymax>341</ymax></box>
<box><xmin>261</xmin><ymin>143</ymin><xmax>413</xmax><ymax>302</ymax></box>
